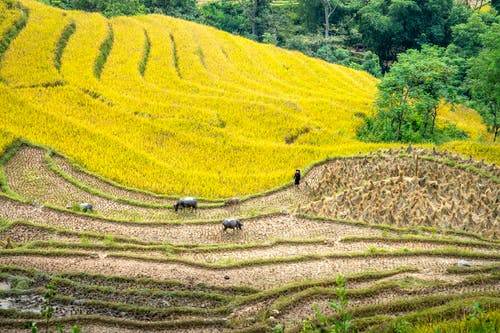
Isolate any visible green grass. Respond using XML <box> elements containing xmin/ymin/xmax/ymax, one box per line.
<box><xmin>411</xmin><ymin>309</ymin><xmax>500</xmax><ymax>333</ymax></box>
<box><xmin>0</xmin><ymin>314</ymin><xmax>227</xmax><ymax>330</ymax></box>
<box><xmin>55</xmin><ymin>269</ymin><xmax>258</xmax><ymax>295</ymax></box>
<box><xmin>340</xmin><ymin>235</ymin><xmax>499</xmax><ymax>249</ymax></box>
<box><xmin>93</xmin><ymin>22</ymin><xmax>113</xmax><ymax>79</ymax></box>
<box><xmin>447</xmin><ymin>263</ymin><xmax>500</xmax><ymax>275</ymax></box>
<box><xmin>53</xmin><ymin>20</ymin><xmax>76</xmax><ymax>71</ymax></box>
<box><xmin>267</xmin><ymin>274</ymin><xmax>499</xmax><ymax>317</ymax></box>
<box><xmin>51</xmin><ymin>276</ymin><xmax>231</xmax><ymax>304</ymax></box>
<box><xmin>231</xmin><ymin>266</ymin><xmax>419</xmax><ymax>309</ymax></box>
<box><xmin>357</xmin><ymin>296</ymin><xmax>500</xmax><ymax>332</ymax></box>
<box><xmin>1</xmin><ymin>263</ymin><xmax>497</xmax><ymax>332</ymax></box>
<box><xmin>138</xmin><ymin>28</ymin><xmax>150</xmax><ymax>77</ymax></box>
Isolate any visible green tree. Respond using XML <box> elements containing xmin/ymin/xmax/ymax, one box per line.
<box><xmin>492</xmin><ymin>0</ymin><xmax>500</xmax><ymax>11</ymax></box>
<box><xmin>143</xmin><ymin>0</ymin><xmax>198</xmax><ymax>19</ymax></box>
<box><xmin>66</xmin><ymin>0</ymin><xmax>198</xmax><ymax>18</ymax></box>
<box><xmin>263</xmin><ymin>4</ymin><xmax>301</xmax><ymax>45</ymax></box>
<box><xmin>297</xmin><ymin>0</ymin><xmax>327</xmax><ymax>34</ymax></box>
<box><xmin>361</xmin><ymin>50</ymin><xmax>382</xmax><ymax>78</ymax></box>
<box><xmin>199</xmin><ymin>1</ymin><xmax>250</xmax><ymax>36</ymax></box>
<box><xmin>357</xmin><ymin>0</ymin><xmax>397</xmax><ymax>71</ymax></box>
<box><xmin>358</xmin><ymin>45</ymin><xmax>461</xmax><ymax>143</ymax></box>
<box><xmin>102</xmin><ymin>0</ymin><xmax>146</xmax><ymax>17</ymax></box>
<box><xmin>415</xmin><ymin>0</ymin><xmax>454</xmax><ymax>45</ymax></box>
<box><xmin>39</xmin><ymin>0</ymin><xmax>73</xmax><ymax>10</ymax></box>
<box><xmin>451</xmin><ymin>13</ymin><xmax>489</xmax><ymax>58</ymax></box>
<box><xmin>358</xmin><ymin>0</ymin><xmax>467</xmax><ymax>71</ymax></box>
<box><xmin>70</xmin><ymin>0</ymin><xmax>103</xmax><ymax>12</ymax></box>
<box><xmin>297</xmin><ymin>0</ymin><xmax>360</xmax><ymax>37</ymax></box>
<box><xmin>321</xmin><ymin>0</ymin><xmax>341</xmax><ymax>38</ymax></box>
<box><xmin>199</xmin><ymin>0</ymin><xmax>272</xmax><ymax>41</ymax></box>
<box><xmin>467</xmin><ymin>23</ymin><xmax>500</xmax><ymax>141</ymax></box>
<box><xmin>246</xmin><ymin>0</ymin><xmax>272</xmax><ymax>40</ymax></box>
<box><xmin>389</xmin><ymin>0</ymin><xmax>423</xmax><ymax>50</ymax></box>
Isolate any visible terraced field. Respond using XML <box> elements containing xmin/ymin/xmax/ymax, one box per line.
<box><xmin>0</xmin><ymin>143</ymin><xmax>498</xmax><ymax>332</ymax></box>
<box><xmin>0</xmin><ymin>0</ymin><xmax>497</xmax><ymax>198</ymax></box>
<box><xmin>0</xmin><ymin>0</ymin><xmax>499</xmax><ymax>331</ymax></box>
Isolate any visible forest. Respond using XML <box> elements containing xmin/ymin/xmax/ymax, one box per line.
<box><xmin>38</xmin><ymin>0</ymin><xmax>500</xmax><ymax>144</ymax></box>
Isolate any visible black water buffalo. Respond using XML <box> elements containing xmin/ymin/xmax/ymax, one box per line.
<box><xmin>174</xmin><ymin>197</ymin><xmax>197</xmax><ymax>212</ymax></box>
<box><xmin>80</xmin><ymin>203</ymin><xmax>93</xmax><ymax>213</ymax></box>
<box><xmin>222</xmin><ymin>218</ymin><xmax>242</xmax><ymax>231</ymax></box>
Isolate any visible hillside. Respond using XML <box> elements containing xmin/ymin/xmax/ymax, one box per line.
<box><xmin>0</xmin><ymin>144</ymin><xmax>498</xmax><ymax>332</ymax></box>
<box><xmin>0</xmin><ymin>1</ymin><xmax>498</xmax><ymax>331</ymax></box>
<box><xmin>0</xmin><ymin>0</ymin><xmax>495</xmax><ymax>197</ymax></box>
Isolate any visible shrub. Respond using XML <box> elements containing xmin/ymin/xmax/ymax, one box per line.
<box><xmin>300</xmin><ymin>275</ymin><xmax>353</xmax><ymax>333</ymax></box>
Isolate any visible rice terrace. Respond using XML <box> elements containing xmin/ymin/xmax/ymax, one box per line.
<box><xmin>0</xmin><ymin>0</ymin><xmax>499</xmax><ymax>332</ymax></box>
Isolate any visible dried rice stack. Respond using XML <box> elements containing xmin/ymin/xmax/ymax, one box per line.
<box><xmin>303</xmin><ymin>150</ymin><xmax>499</xmax><ymax>238</ymax></box>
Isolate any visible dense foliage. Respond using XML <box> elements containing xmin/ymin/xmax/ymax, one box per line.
<box><xmin>358</xmin><ymin>7</ymin><xmax>499</xmax><ymax>144</ymax></box>
<box><xmin>467</xmin><ymin>22</ymin><xmax>500</xmax><ymax>142</ymax></box>
<box><xmin>39</xmin><ymin>0</ymin><xmax>198</xmax><ymax>19</ymax></box>
<box><xmin>358</xmin><ymin>46</ymin><xmax>467</xmax><ymax>143</ymax></box>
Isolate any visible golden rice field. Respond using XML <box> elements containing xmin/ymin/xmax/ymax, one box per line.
<box><xmin>0</xmin><ymin>0</ymin><xmax>497</xmax><ymax>198</ymax></box>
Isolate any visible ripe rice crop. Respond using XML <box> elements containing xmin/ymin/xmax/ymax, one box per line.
<box><xmin>0</xmin><ymin>128</ymin><xmax>14</xmax><ymax>154</ymax></box>
<box><xmin>0</xmin><ymin>0</ymin><xmax>69</xmax><ymax>87</ymax></box>
<box><xmin>0</xmin><ymin>0</ymin><xmax>496</xmax><ymax>197</ymax></box>
<box><xmin>0</xmin><ymin>0</ymin><xmax>23</xmax><ymax>47</ymax></box>
<box><xmin>442</xmin><ymin>141</ymin><xmax>500</xmax><ymax>164</ymax></box>
<box><xmin>437</xmin><ymin>102</ymin><xmax>490</xmax><ymax>140</ymax></box>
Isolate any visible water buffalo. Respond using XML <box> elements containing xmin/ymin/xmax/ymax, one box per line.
<box><xmin>174</xmin><ymin>197</ymin><xmax>197</xmax><ymax>212</ymax></box>
<box><xmin>222</xmin><ymin>218</ymin><xmax>242</xmax><ymax>231</ymax></box>
<box><xmin>80</xmin><ymin>203</ymin><xmax>93</xmax><ymax>213</ymax></box>
<box><xmin>224</xmin><ymin>197</ymin><xmax>240</xmax><ymax>206</ymax></box>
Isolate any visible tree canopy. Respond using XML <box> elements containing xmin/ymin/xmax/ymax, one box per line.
<box><xmin>357</xmin><ymin>46</ymin><xmax>466</xmax><ymax>143</ymax></box>
<box><xmin>467</xmin><ymin>23</ymin><xmax>500</xmax><ymax>141</ymax></box>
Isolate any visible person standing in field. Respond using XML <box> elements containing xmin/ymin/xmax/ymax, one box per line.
<box><xmin>294</xmin><ymin>169</ymin><xmax>301</xmax><ymax>186</ymax></box>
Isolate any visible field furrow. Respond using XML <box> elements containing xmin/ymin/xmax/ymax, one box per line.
<box><xmin>0</xmin><ymin>255</ymin><xmax>496</xmax><ymax>289</ymax></box>
<box><xmin>60</xmin><ymin>11</ymin><xmax>108</xmax><ymax>88</ymax></box>
<box><xmin>51</xmin><ymin>153</ymin><xmax>174</xmax><ymax>205</ymax></box>
<box><xmin>279</xmin><ymin>287</ymin><xmax>500</xmax><ymax>328</ymax></box>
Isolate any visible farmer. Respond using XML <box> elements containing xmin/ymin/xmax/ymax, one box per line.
<box><xmin>294</xmin><ymin>169</ymin><xmax>301</xmax><ymax>186</ymax></box>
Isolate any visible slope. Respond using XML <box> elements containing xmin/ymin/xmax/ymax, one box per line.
<box><xmin>0</xmin><ymin>0</ymin><xmax>494</xmax><ymax>197</ymax></box>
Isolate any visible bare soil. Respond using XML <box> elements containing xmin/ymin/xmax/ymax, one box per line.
<box><xmin>0</xmin><ymin>255</ymin><xmax>495</xmax><ymax>289</ymax></box>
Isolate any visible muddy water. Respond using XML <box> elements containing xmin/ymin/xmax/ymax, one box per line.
<box><xmin>0</xmin><ymin>294</ymin><xmax>43</xmax><ymax>313</ymax></box>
